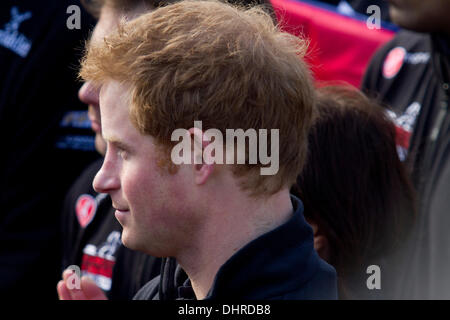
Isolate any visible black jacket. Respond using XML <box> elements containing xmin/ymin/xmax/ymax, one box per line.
<box><xmin>61</xmin><ymin>159</ymin><xmax>161</xmax><ymax>300</ymax></box>
<box><xmin>0</xmin><ymin>0</ymin><xmax>100</xmax><ymax>299</ymax></box>
<box><xmin>362</xmin><ymin>30</ymin><xmax>450</xmax><ymax>299</ymax></box>
<box><xmin>134</xmin><ymin>196</ymin><xmax>338</xmax><ymax>300</ymax></box>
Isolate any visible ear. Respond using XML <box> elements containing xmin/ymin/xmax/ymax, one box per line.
<box><xmin>187</xmin><ymin>127</ymin><xmax>215</xmax><ymax>185</ymax></box>
<box><xmin>307</xmin><ymin>219</ymin><xmax>331</xmax><ymax>262</ymax></box>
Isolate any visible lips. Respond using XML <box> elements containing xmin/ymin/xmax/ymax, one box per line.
<box><xmin>113</xmin><ymin>203</ymin><xmax>129</xmax><ymax>212</ymax></box>
<box><xmin>113</xmin><ymin>207</ymin><xmax>129</xmax><ymax>212</ymax></box>
<box><xmin>114</xmin><ymin>207</ymin><xmax>130</xmax><ymax>226</ymax></box>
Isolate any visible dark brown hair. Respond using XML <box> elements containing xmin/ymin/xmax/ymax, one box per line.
<box><xmin>292</xmin><ymin>85</ymin><xmax>417</xmax><ymax>298</ymax></box>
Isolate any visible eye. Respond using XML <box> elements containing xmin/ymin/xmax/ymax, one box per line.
<box><xmin>117</xmin><ymin>148</ymin><xmax>128</xmax><ymax>160</ymax></box>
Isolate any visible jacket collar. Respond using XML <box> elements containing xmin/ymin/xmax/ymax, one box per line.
<box><xmin>204</xmin><ymin>195</ymin><xmax>320</xmax><ymax>299</ymax></box>
<box><xmin>160</xmin><ymin>195</ymin><xmax>323</xmax><ymax>300</ymax></box>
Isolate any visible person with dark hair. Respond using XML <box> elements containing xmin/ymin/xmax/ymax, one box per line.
<box><xmin>292</xmin><ymin>86</ymin><xmax>416</xmax><ymax>299</ymax></box>
<box><xmin>362</xmin><ymin>0</ymin><xmax>450</xmax><ymax>299</ymax></box>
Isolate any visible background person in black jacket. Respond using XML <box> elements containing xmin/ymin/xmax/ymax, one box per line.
<box><xmin>0</xmin><ymin>0</ymin><xmax>99</xmax><ymax>299</ymax></box>
<box><xmin>362</xmin><ymin>0</ymin><xmax>450</xmax><ymax>299</ymax></box>
<box><xmin>60</xmin><ymin>0</ymin><xmax>164</xmax><ymax>300</ymax></box>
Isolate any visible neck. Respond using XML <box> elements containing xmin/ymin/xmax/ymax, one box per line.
<box><xmin>176</xmin><ymin>189</ymin><xmax>293</xmax><ymax>299</ymax></box>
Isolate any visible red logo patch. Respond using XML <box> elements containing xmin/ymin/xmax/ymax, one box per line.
<box><xmin>383</xmin><ymin>47</ymin><xmax>406</xmax><ymax>79</ymax></box>
<box><xmin>76</xmin><ymin>194</ymin><xmax>97</xmax><ymax>228</ymax></box>
<box><xmin>395</xmin><ymin>125</ymin><xmax>412</xmax><ymax>150</ymax></box>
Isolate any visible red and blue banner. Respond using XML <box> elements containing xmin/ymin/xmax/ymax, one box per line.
<box><xmin>270</xmin><ymin>0</ymin><xmax>397</xmax><ymax>87</ymax></box>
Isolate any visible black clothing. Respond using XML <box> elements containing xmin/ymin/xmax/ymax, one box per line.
<box><xmin>362</xmin><ymin>30</ymin><xmax>450</xmax><ymax>299</ymax></box>
<box><xmin>62</xmin><ymin>158</ymin><xmax>161</xmax><ymax>299</ymax></box>
<box><xmin>134</xmin><ymin>196</ymin><xmax>338</xmax><ymax>300</ymax></box>
<box><xmin>0</xmin><ymin>0</ymin><xmax>99</xmax><ymax>299</ymax></box>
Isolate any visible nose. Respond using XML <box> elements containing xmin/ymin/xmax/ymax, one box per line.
<box><xmin>93</xmin><ymin>157</ymin><xmax>120</xmax><ymax>194</ymax></box>
<box><xmin>78</xmin><ymin>81</ymin><xmax>100</xmax><ymax>107</ymax></box>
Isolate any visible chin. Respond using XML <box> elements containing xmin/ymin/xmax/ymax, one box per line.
<box><xmin>120</xmin><ymin>231</ymin><xmax>137</xmax><ymax>250</ymax></box>
<box><xmin>120</xmin><ymin>231</ymin><xmax>150</xmax><ymax>255</ymax></box>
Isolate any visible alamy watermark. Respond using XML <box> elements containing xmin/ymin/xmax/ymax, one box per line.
<box><xmin>66</xmin><ymin>265</ymin><xmax>81</xmax><ymax>290</ymax></box>
<box><xmin>65</xmin><ymin>3</ymin><xmax>383</xmax><ymax>31</ymax></box>
<box><xmin>366</xmin><ymin>5</ymin><xmax>381</xmax><ymax>30</ymax></box>
<box><xmin>66</xmin><ymin>5</ymin><xmax>81</xmax><ymax>30</ymax></box>
<box><xmin>366</xmin><ymin>264</ymin><xmax>381</xmax><ymax>290</ymax></box>
<box><xmin>171</xmin><ymin>121</ymin><xmax>280</xmax><ymax>176</ymax></box>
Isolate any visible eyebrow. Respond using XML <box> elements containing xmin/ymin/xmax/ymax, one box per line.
<box><xmin>108</xmin><ymin>137</ymin><xmax>133</xmax><ymax>152</ymax></box>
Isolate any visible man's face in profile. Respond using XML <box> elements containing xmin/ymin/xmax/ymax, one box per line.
<box><xmin>78</xmin><ymin>6</ymin><xmax>121</xmax><ymax>155</ymax></box>
<box><xmin>78</xmin><ymin>3</ymin><xmax>153</xmax><ymax>155</ymax></box>
<box><xmin>94</xmin><ymin>80</ymin><xmax>193</xmax><ymax>257</ymax></box>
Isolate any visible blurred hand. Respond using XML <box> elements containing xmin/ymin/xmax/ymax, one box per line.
<box><xmin>57</xmin><ymin>268</ymin><xmax>108</xmax><ymax>300</ymax></box>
